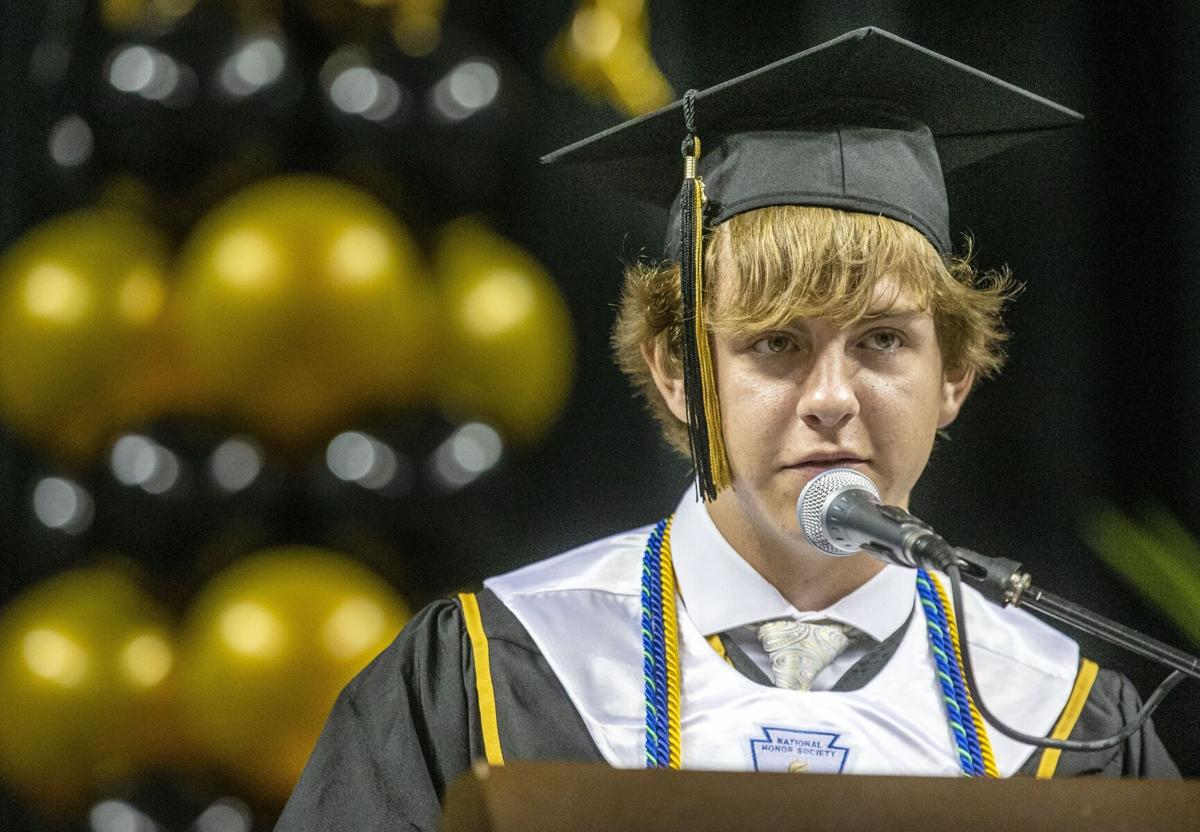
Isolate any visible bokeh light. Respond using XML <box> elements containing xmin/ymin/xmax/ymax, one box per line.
<box><xmin>107</xmin><ymin>43</ymin><xmax>194</xmax><ymax>106</ymax></box>
<box><xmin>325</xmin><ymin>431</ymin><xmax>409</xmax><ymax>492</ymax></box>
<box><xmin>430</xmin><ymin>59</ymin><xmax>500</xmax><ymax>122</ymax></box>
<box><xmin>208</xmin><ymin>436</ymin><xmax>265</xmax><ymax>494</ymax></box>
<box><xmin>193</xmin><ymin>797</ymin><xmax>252</xmax><ymax>832</ymax></box>
<box><xmin>47</xmin><ymin>115</ymin><xmax>93</xmax><ymax>168</ymax></box>
<box><xmin>31</xmin><ymin>477</ymin><xmax>94</xmax><ymax>535</ymax></box>
<box><xmin>110</xmin><ymin>434</ymin><xmax>182</xmax><ymax>496</ymax></box>
<box><xmin>219</xmin><ymin>36</ymin><xmax>287</xmax><ymax>98</ymax></box>
<box><xmin>430</xmin><ymin>422</ymin><xmax>503</xmax><ymax>490</ymax></box>
<box><xmin>320</xmin><ymin>45</ymin><xmax>408</xmax><ymax>125</ymax></box>
<box><xmin>88</xmin><ymin>799</ymin><xmax>157</xmax><ymax>832</ymax></box>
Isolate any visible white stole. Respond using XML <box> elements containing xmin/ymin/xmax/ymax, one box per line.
<box><xmin>485</xmin><ymin>526</ymin><xmax>1079</xmax><ymax>776</ymax></box>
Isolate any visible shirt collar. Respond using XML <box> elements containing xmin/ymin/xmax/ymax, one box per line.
<box><xmin>669</xmin><ymin>489</ymin><xmax>914</xmax><ymax>642</ymax></box>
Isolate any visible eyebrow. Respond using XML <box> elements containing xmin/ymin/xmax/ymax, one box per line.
<box><xmin>860</xmin><ymin>307</ymin><xmax>928</xmax><ymax>322</ymax></box>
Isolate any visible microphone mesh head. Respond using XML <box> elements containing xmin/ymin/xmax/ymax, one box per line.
<box><xmin>797</xmin><ymin>468</ymin><xmax>881</xmax><ymax>555</ymax></box>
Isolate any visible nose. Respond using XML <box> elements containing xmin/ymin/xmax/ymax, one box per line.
<box><xmin>797</xmin><ymin>343</ymin><xmax>859</xmax><ymax>429</ymax></box>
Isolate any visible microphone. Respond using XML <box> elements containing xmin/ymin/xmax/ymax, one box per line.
<box><xmin>796</xmin><ymin>468</ymin><xmax>957</xmax><ymax>570</ymax></box>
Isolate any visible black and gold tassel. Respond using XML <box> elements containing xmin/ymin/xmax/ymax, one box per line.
<box><xmin>677</xmin><ymin>91</ymin><xmax>731</xmax><ymax>501</ymax></box>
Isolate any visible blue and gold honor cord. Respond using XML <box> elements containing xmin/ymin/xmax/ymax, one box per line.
<box><xmin>917</xmin><ymin>569</ymin><xmax>999</xmax><ymax>777</ymax></box>
<box><xmin>641</xmin><ymin>516</ymin><xmax>682</xmax><ymax>768</ymax></box>
<box><xmin>641</xmin><ymin>518</ymin><xmax>997</xmax><ymax>776</ymax></box>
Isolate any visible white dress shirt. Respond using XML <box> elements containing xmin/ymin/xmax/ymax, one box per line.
<box><xmin>668</xmin><ymin>489</ymin><xmax>915</xmax><ymax>690</ymax></box>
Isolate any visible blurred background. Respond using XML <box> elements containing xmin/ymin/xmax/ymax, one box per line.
<box><xmin>0</xmin><ymin>0</ymin><xmax>1198</xmax><ymax>829</ymax></box>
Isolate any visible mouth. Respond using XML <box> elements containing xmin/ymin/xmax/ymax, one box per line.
<box><xmin>783</xmin><ymin>453</ymin><xmax>868</xmax><ymax>474</ymax></box>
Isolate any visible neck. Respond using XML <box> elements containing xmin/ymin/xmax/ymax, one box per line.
<box><xmin>705</xmin><ymin>490</ymin><xmax>884</xmax><ymax>611</ymax></box>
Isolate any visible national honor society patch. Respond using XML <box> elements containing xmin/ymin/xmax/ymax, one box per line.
<box><xmin>749</xmin><ymin>727</ymin><xmax>850</xmax><ymax>773</ymax></box>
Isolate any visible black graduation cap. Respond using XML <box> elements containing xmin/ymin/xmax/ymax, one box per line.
<box><xmin>542</xmin><ymin>26</ymin><xmax>1082</xmax><ymax>500</ymax></box>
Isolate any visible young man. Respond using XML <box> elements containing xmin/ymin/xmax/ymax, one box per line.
<box><xmin>277</xmin><ymin>27</ymin><xmax>1177</xmax><ymax>832</ymax></box>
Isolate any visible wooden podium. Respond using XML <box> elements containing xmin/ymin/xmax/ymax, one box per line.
<box><xmin>441</xmin><ymin>761</ymin><xmax>1199</xmax><ymax>832</ymax></box>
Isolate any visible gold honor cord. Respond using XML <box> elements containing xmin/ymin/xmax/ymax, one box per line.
<box><xmin>659</xmin><ymin>516</ymin><xmax>683</xmax><ymax>768</ymax></box>
<box><xmin>932</xmin><ymin>575</ymin><xmax>999</xmax><ymax>777</ymax></box>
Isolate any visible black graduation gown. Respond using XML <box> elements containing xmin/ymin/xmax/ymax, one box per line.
<box><xmin>274</xmin><ymin>589</ymin><xmax>1180</xmax><ymax>832</ymax></box>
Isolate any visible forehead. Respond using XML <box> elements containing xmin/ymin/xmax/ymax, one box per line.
<box><xmin>861</xmin><ymin>274</ymin><xmax>933</xmax><ymax>315</ymax></box>
<box><xmin>708</xmin><ymin>216</ymin><xmax>940</xmax><ymax>334</ymax></box>
<box><xmin>751</xmin><ymin>278</ymin><xmax>935</xmax><ymax>330</ymax></box>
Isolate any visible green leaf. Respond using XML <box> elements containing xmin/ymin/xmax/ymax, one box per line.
<box><xmin>1082</xmin><ymin>504</ymin><xmax>1200</xmax><ymax>646</ymax></box>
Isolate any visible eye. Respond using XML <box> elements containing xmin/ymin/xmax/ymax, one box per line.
<box><xmin>860</xmin><ymin>329</ymin><xmax>904</xmax><ymax>352</ymax></box>
<box><xmin>751</xmin><ymin>333</ymin><xmax>797</xmax><ymax>354</ymax></box>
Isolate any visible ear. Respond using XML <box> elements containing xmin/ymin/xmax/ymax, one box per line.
<box><xmin>640</xmin><ymin>338</ymin><xmax>689</xmax><ymax>424</ymax></box>
<box><xmin>937</xmin><ymin>366</ymin><xmax>975</xmax><ymax>429</ymax></box>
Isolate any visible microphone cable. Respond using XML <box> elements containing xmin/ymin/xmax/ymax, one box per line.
<box><xmin>945</xmin><ymin>561</ymin><xmax>1187</xmax><ymax>752</ymax></box>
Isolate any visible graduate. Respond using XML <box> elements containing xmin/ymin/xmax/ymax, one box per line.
<box><xmin>276</xmin><ymin>27</ymin><xmax>1178</xmax><ymax>832</ymax></box>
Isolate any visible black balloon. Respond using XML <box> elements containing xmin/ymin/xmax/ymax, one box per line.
<box><xmin>64</xmin><ymin>1</ymin><xmax>303</xmax><ymax>232</ymax></box>
<box><xmin>319</xmin><ymin>23</ymin><xmax>534</xmax><ymax>228</ymax></box>
<box><xmin>301</xmin><ymin>409</ymin><xmax>517</xmax><ymax>602</ymax></box>
<box><xmin>93</xmin><ymin>417</ymin><xmax>286</xmax><ymax>601</ymax></box>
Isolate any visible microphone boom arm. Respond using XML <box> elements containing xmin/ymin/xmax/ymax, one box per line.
<box><xmin>951</xmin><ymin>547</ymin><xmax>1200</xmax><ymax>681</ymax></box>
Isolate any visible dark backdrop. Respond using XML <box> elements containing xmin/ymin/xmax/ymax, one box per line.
<box><xmin>0</xmin><ymin>1</ymin><xmax>1196</xmax><ymax>828</ymax></box>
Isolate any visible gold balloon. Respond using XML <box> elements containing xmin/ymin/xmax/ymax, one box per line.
<box><xmin>392</xmin><ymin>0</ymin><xmax>447</xmax><ymax>56</ymax></box>
<box><xmin>434</xmin><ymin>219</ymin><xmax>575</xmax><ymax>443</ymax></box>
<box><xmin>177</xmin><ymin>548</ymin><xmax>410</xmax><ymax>805</ymax></box>
<box><xmin>176</xmin><ymin>175</ymin><xmax>434</xmax><ymax>448</ymax></box>
<box><xmin>301</xmin><ymin>0</ymin><xmax>448</xmax><ymax>56</ymax></box>
<box><xmin>0</xmin><ymin>209</ymin><xmax>186</xmax><ymax>463</ymax></box>
<box><xmin>0</xmin><ymin>565</ymin><xmax>177</xmax><ymax>814</ymax></box>
<box><xmin>547</xmin><ymin>0</ymin><xmax>675</xmax><ymax>116</ymax></box>
<box><xmin>100</xmin><ymin>0</ymin><xmax>199</xmax><ymax>32</ymax></box>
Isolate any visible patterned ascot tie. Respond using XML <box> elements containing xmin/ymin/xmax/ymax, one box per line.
<box><xmin>757</xmin><ymin>620</ymin><xmax>857</xmax><ymax>691</ymax></box>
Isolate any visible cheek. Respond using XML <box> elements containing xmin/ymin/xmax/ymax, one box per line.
<box><xmin>719</xmin><ymin>366</ymin><xmax>795</xmax><ymax>433</ymax></box>
<box><xmin>862</xmin><ymin>371</ymin><xmax>942</xmax><ymax>420</ymax></box>
<box><xmin>715</xmin><ymin>362</ymin><xmax>797</xmax><ymax>482</ymax></box>
<box><xmin>858</xmin><ymin>372</ymin><xmax>943</xmax><ymax>466</ymax></box>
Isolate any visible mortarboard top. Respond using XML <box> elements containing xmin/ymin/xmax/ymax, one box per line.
<box><xmin>541</xmin><ymin>26</ymin><xmax>1083</xmax><ymax>255</ymax></box>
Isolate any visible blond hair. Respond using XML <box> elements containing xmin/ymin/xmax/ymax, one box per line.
<box><xmin>612</xmin><ymin>205</ymin><xmax>1018</xmax><ymax>456</ymax></box>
